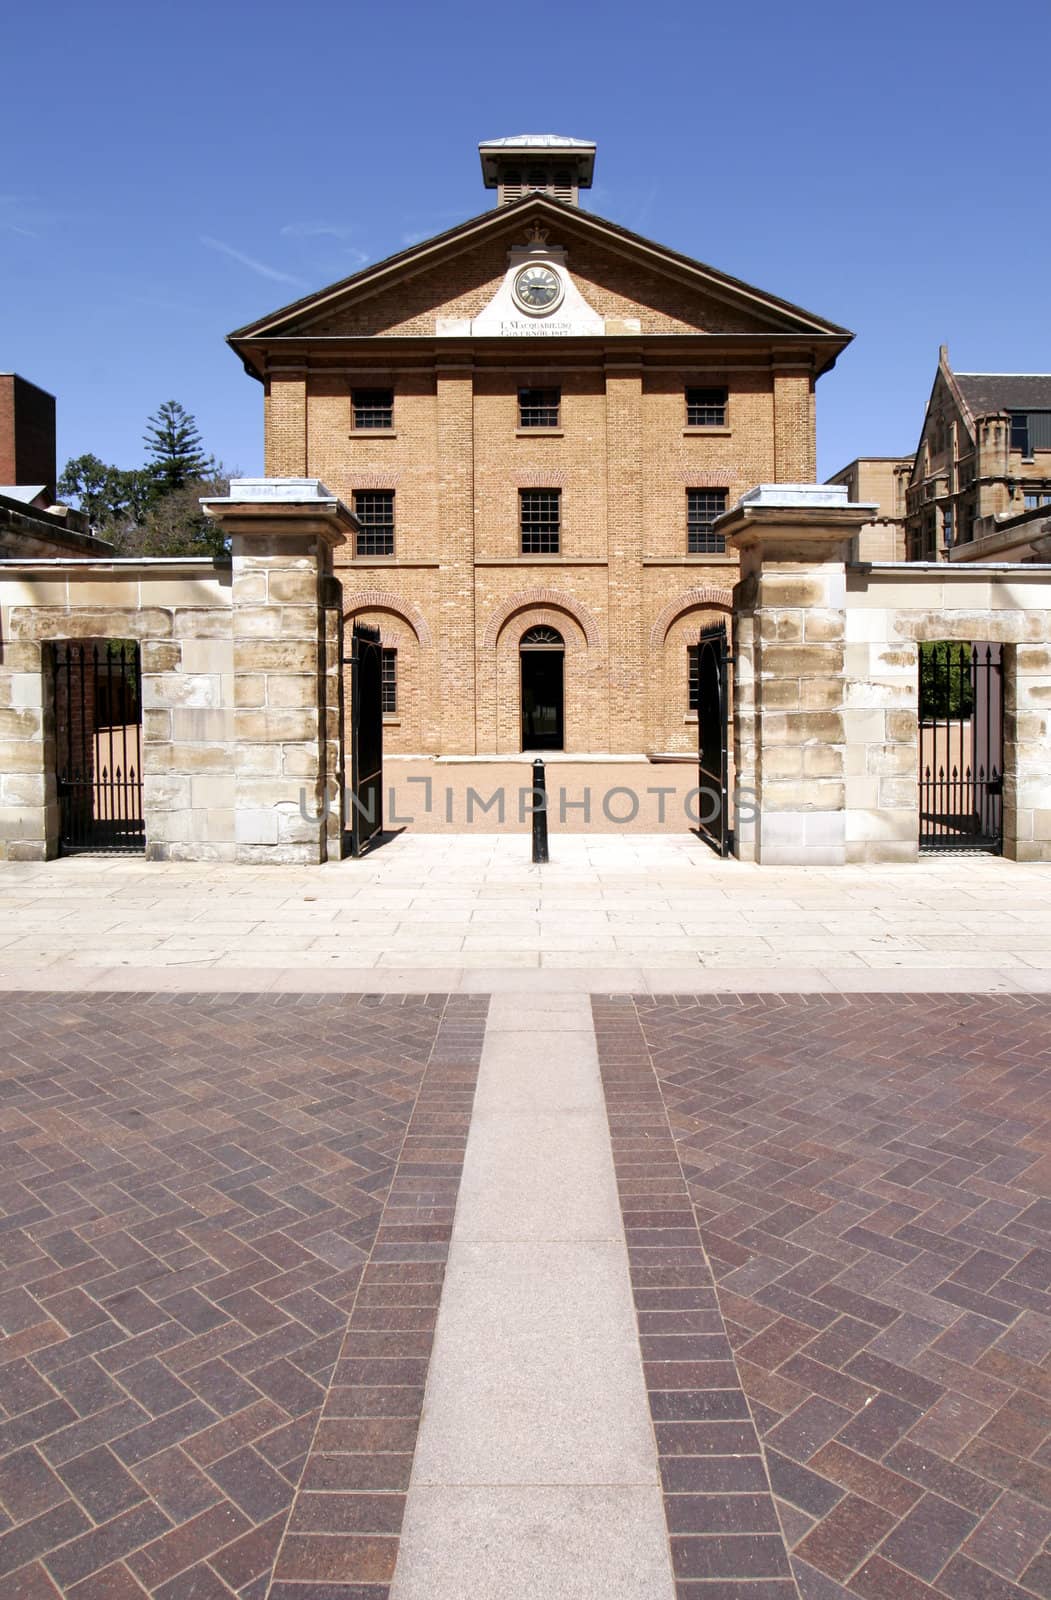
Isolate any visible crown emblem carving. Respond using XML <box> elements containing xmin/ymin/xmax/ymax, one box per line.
<box><xmin>524</xmin><ymin>223</ymin><xmax>550</xmax><ymax>246</ymax></box>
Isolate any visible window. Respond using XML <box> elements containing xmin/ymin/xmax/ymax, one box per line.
<box><xmin>1011</xmin><ymin>413</ymin><xmax>1030</xmax><ymax>455</ymax></box>
<box><xmin>381</xmin><ymin>648</ymin><xmax>397</xmax><ymax>714</ymax></box>
<box><xmin>520</xmin><ymin>626</ymin><xmax>564</xmax><ymax>648</ymax></box>
<box><xmin>352</xmin><ymin>389</ymin><xmax>394</xmax><ymax>430</ymax></box>
<box><xmin>520</xmin><ymin>489</ymin><xmax>561</xmax><ymax>554</ymax></box>
<box><xmin>518</xmin><ymin>387</ymin><xmax>561</xmax><ymax>428</ymax></box>
<box><xmin>686</xmin><ymin>386</ymin><xmax>728</xmax><ymax>427</ymax></box>
<box><xmin>959</xmin><ymin>503</ymin><xmax>973</xmax><ymax>545</ymax></box>
<box><xmin>353</xmin><ymin>490</ymin><xmax>395</xmax><ymax>557</ymax></box>
<box><xmin>687</xmin><ymin>645</ymin><xmax>699</xmax><ymax>712</ymax></box>
<box><xmin>942</xmin><ymin>505</ymin><xmax>954</xmax><ymax>546</ymax></box>
<box><xmin>1008</xmin><ymin>412</ymin><xmax>1051</xmax><ymax>458</ymax></box>
<box><xmin>1024</xmin><ymin>492</ymin><xmax>1051</xmax><ymax>509</ymax></box>
<box><xmin>687</xmin><ymin>489</ymin><xmax>728</xmax><ymax>553</ymax></box>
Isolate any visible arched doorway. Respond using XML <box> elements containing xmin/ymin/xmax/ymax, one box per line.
<box><xmin>520</xmin><ymin>626</ymin><xmax>564</xmax><ymax>750</ymax></box>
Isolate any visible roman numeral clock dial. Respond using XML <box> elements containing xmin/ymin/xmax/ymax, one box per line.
<box><xmin>512</xmin><ymin>265</ymin><xmax>563</xmax><ymax>314</ymax></box>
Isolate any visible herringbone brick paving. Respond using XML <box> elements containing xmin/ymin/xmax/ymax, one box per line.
<box><xmin>596</xmin><ymin>994</ymin><xmax>1051</xmax><ymax>1600</ymax></box>
<box><xmin>0</xmin><ymin>992</ymin><xmax>486</xmax><ymax>1599</ymax></box>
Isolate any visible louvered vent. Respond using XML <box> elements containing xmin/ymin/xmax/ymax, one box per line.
<box><xmin>495</xmin><ymin>162</ymin><xmax>577</xmax><ymax>206</ymax></box>
<box><xmin>480</xmin><ymin>138</ymin><xmax>594</xmax><ymax>209</ymax></box>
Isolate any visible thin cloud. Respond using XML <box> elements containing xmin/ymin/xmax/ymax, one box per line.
<box><xmin>281</xmin><ymin>221</ymin><xmax>356</xmax><ymax>240</ymax></box>
<box><xmin>201</xmin><ymin>235</ymin><xmax>307</xmax><ymax>288</ymax></box>
<box><xmin>0</xmin><ymin>195</ymin><xmax>51</xmax><ymax>238</ymax></box>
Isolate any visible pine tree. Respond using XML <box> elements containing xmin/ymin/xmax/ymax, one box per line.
<box><xmin>142</xmin><ymin>401</ymin><xmax>212</xmax><ymax>493</ymax></box>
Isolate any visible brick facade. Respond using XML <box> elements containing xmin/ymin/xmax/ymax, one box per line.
<box><xmin>230</xmin><ymin>185</ymin><xmax>852</xmax><ymax>755</ymax></box>
<box><xmin>0</xmin><ymin>373</ymin><xmax>57</xmax><ymax>500</ymax></box>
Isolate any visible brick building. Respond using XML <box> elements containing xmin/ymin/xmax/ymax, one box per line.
<box><xmin>825</xmin><ymin>456</ymin><xmax>912</xmax><ymax>561</ymax></box>
<box><xmin>906</xmin><ymin>346</ymin><xmax>1051</xmax><ymax>563</ymax></box>
<box><xmin>0</xmin><ymin>372</ymin><xmax>107</xmax><ymax>556</ymax></box>
<box><xmin>0</xmin><ymin>373</ymin><xmax>57</xmax><ymax>504</ymax></box>
<box><xmin>228</xmin><ymin>135</ymin><xmax>852</xmax><ymax>756</ymax></box>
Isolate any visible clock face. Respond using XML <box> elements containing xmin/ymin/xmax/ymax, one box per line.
<box><xmin>513</xmin><ymin>264</ymin><xmax>563</xmax><ymax>314</ymax></box>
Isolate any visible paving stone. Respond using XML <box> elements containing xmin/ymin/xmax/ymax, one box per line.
<box><xmin>0</xmin><ymin>991</ymin><xmax>484</xmax><ymax>1597</ymax></box>
<box><xmin>594</xmin><ymin>993</ymin><xmax>1051</xmax><ymax>1600</ymax></box>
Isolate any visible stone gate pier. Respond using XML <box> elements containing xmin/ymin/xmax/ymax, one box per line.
<box><xmin>0</xmin><ymin>480</ymin><xmax>355</xmax><ymax>864</ymax></box>
<box><xmin>725</xmin><ymin>484</ymin><xmax>1051</xmax><ymax>865</ymax></box>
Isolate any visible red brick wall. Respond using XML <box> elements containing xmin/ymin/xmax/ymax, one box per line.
<box><xmin>0</xmin><ymin>375</ymin><xmax>57</xmax><ymax>497</ymax></box>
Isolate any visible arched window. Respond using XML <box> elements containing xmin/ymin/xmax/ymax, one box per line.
<box><xmin>520</xmin><ymin>626</ymin><xmax>564</xmax><ymax>650</ymax></box>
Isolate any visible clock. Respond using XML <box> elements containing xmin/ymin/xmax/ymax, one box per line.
<box><xmin>512</xmin><ymin>264</ymin><xmax>563</xmax><ymax>315</ymax></box>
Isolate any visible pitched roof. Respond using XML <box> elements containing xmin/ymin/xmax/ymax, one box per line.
<box><xmin>955</xmin><ymin>373</ymin><xmax>1051</xmax><ymax>415</ymax></box>
<box><xmin>228</xmin><ymin>193</ymin><xmax>852</xmax><ymax>352</ymax></box>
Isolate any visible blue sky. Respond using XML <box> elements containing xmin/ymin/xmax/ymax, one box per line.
<box><xmin>4</xmin><ymin>0</ymin><xmax>1048</xmax><ymax>485</ymax></box>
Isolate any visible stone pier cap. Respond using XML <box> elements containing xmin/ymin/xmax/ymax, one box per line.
<box><xmin>200</xmin><ymin>477</ymin><xmax>359</xmax><ymax>544</ymax></box>
<box><xmin>717</xmin><ymin>483</ymin><xmax>879</xmax><ymax>563</ymax></box>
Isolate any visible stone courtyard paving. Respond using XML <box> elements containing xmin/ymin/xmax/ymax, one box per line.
<box><xmin>0</xmin><ymin>834</ymin><xmax>1051</xmax><ymax>992</ymax></box>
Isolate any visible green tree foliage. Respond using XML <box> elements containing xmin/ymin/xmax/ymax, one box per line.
<box><xmin>124</xmin><ymin>465</ymin><xmax>231</xmax><ymax>558</ymax></box>
<box><xmin>919</xmin><ymin>640</ymin><xmax>975</xmax><ymax>721</ymax></box>
<box><xmin>143</xmin><ymin>400</ymin><xmax>213</xmax><ymax>493</ymax></box>
<box><xmin>59</xmin><ymin>404</ymin><xmax>230</xmax><ymax>556</ymax></box>
<box><xmin>57</xmin><ymin>454</ymin><xmax>156</xmax><ymax>536</ymax></box>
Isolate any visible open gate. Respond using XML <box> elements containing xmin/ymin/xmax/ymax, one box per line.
<box><xmin>919</xmin><ymin>642</ymin><xmax>1003</xmax><ymax>853</ymax></box>
<box><xmin>697</xmin><ymin>622</ymin><xmax>732</xmax><ymax>857</ymax></box>
<box><xmin>52</xmin><ymin>640</ymin><xmax>144</xmax><ymax>854</ymax></box>
<box><xmin>347</xmin><ymin>622</ymin><xmax>383</xmax><ymax>856</ymax></box>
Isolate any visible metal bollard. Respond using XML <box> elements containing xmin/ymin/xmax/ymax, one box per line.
<box><xmin>531</xmin><ymin>757</ymin><xmax>549</xmax><ymax>864</ymax></box>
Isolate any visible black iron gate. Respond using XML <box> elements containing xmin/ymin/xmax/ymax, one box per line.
<box><xmin>697</xmin><ymin>622</ymin><xmax>732</xmax><ymax>858</ymax></box>
<box><xmin>347</xmin><ymin>622</ymin><xmax>383</xmax><ymax>856</ymax></box>
<box><xmin>53</xmin><ymin>640</ymin><xmax>144</xmax><ymax>854</ymax></box>
<box><xmin>919</xmin><ymin>641</ymin><xmax>1003</xmax><ymax>853</ymax></box>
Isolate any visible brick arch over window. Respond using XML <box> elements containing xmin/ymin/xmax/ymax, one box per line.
<box><xmin>344</xmin><ymin>591</ymin><xmax>432</xmax><ymax>647</ymax></box>
<box><xmin>649</xmin><ymin>586</ymin><xmax>733</xmax><ymax>651</ymax></box>
<box><xmin>482</xmin><ymin>589</ymin><xmax>601</xmax><ymax>652</ymax></box>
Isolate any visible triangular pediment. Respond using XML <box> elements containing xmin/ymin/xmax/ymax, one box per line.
<box><xmin>229</xmin><ymin>195</ymin><xmax>851</xmax><ymax>353</ymax></box>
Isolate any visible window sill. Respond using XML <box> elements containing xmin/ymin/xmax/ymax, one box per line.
<box><xmin>683</xmin><ymin>427</ymin><xmax>731</xmax><ymax>437</ymax></box>
<box><xmin>349</xmin><ymin>429</ymin><xmax>397</xmax><ymax>439</ymax></box>
<box><xmin>642</xmin><ymin>554</ymin><xmax>737</xmax><ymax>565</ymax></box>
<box><xmin>516</xmin><ymin>427</ymin><xmax>564</xmax><ymax>438</ymax></box>
<box><xmin>344</xmin><ymin>558</ymin><xmax>440</xmax><ymax>568</ymax></box>
<box><xmin>383</xmin><ymin>715</ymin><xmax>401</xmax><ymax>726</ymax></box>
<box><xmin>685</xmin><ymin>713</ymin><xmax>698</xmax><ymax>724</ymax></box>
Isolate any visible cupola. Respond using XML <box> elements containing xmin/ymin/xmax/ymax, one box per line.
<box><xmin>478</xmin><ymin>134</ymin><xmax>596</xmax><ymax>207</ymax></box>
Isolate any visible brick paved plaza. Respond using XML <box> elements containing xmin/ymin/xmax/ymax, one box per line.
<box><xmin>0</xmin><ymin>843</ymin><xmax>1049</xmax><ymax>1596</ymax></box>
<box><xmin>0</xmin><ymin>993</ymin><xmax>486</xmax><ymax>1598</ymax></box>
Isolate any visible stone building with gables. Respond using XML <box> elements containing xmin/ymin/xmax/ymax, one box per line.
<box><xmin>226</xmin><ymin>135</ymin><xmax>852</xmax><ymax>757</ymax></box>
<box><xmin>906</xmin><ymin>346</ymin><xmax>1051</xmax><ymax>563</ymax></box>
